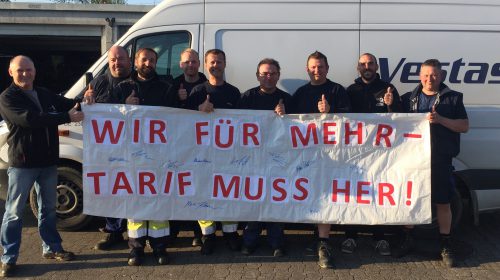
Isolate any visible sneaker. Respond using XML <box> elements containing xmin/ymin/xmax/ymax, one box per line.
<box><xmin>152</xmin><ymin>249</ymin><xmax>169</xmax><ymax>265</ymax></box>
<box><xmin>375</xmin><ymin>239</ymin><xmax>391</xmax><ymax>256</ymax></box>
<box><xmin>341</xmin><ymin>238</ymin><xmax>357</xmax><ymax>254</ymax></box>
<box><xmin>441</xmin><ymin>246</ymin><xmax>456</xmax><ymax>268</ymax></box>
<box><xmin>224</xmin><ymin>232</ymin><xmax>241</xmax><ymax>251</ymax></box>
<box><xmin>192</xmin><ymin>237</ymin><xmax>202</xmax><ymax>247</ymax></box>
<box><xmin>94</xmin><ymin>233</ymin><xmax>124</xmax><ymax>250</ymax></box>
<box><xmin>0</xmin><ymin>263</ymin><xmax>16</xmax><ymax>277</ymax></box>
<box><xmin>201</xmin><ymin>233</ymin><xmax>216</xmax><ymax>255</ymax></box>
<box><xmin>42</xmin><ymin>250</ymin><xmax>75</xmax><ymax>261</ymax></box>
<box><xmin>273</xmin><ymin>247</ymin><xmax>286</xmax><ymax>257</ymax></box>
<box><xmin>127</xmin><ymin>248</ymin><xmax>144</xmax><ymax>266</ymax></box>
<box><xmin>317</xmin><ymin>240</ymin><xmax>334</xmax><ymax>269</ymax></box>
<box><xmin>393</xmin><ymin>233</ymin><xmax>414</xmax><ymax>258</ymax></box>
<box><xmin>241</xmin><ymin>245</ymin><xmax>255</xmax><ymax>255</ymax></box>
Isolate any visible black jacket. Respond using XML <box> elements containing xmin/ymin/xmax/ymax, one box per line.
<box><xmin>172</xmin><ymin>72</ymin><xmax>207</xmax><ymax>108</ymax></box>
<box><xmin>0</xmin><ymin>84</ymin><xmax>76</xmax><ymax>167</ymax></box>
<box><xmin>239</xmin><ymin>86</ymin><xmax>292</xmax><ymax>111</ymax></box>
<box><xmin>292</xmin><ymin>79</ymin><xmax>351</xmax><ymax>114</ymax></box>
<box><xmin>77</xmin><ymin>70</ymin><xmax>129</xmax><ymax>104</ymax></box>
<box><xmin>347</xmin><ymin>75</ymin><xmax>402</xmax><ymax>113</ymax></box>
<box><xmin>111</xmin><ymin>72</ymin><xmax>177</xmax><ymax>107</ymax></box>
<box><xmin>401</xmin><ymin>83</ymin><xmax>468</xmax><ymax>159</ymax></box>
<box><xmin>186</xmin><ymin>81</ymin><xmax>240</xmax><ymax>110</ymax></box>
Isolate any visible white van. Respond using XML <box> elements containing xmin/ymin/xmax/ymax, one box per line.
<box><xmin>1</xmin><ymin>0</ymin><xmax>499</xmax><ymax>230</ymax></box>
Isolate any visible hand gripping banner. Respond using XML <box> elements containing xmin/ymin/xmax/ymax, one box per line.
<box><xmin>82</xmin><ymin>104</ymin><xmax>431</xmax><ymax>224</ymax></box>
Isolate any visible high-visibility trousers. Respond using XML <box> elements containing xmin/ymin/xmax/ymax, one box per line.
<box><xmin>198</xmin><ymin>220</ymin><xmax>237</xmax><ymax>235</ymax></box>
<box><xmin>128</xmin><ymin>220</ymin><xmax>170</xmax><ymax>249</ymax></box>
<box><xmin>127</xmin><ymin>220</ymin><xmax>170</xmax><ymax>238</ymax></box>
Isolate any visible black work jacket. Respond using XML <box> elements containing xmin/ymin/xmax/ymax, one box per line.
<box><xmin>0</xmin><ymin>84</ymin><xmax>76</xmax><ymax>167</ymax></box>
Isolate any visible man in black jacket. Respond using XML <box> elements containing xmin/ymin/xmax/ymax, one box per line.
<box><xmin>292</xmin><ymin>51</ymin><xmax>351</xmax><ymax>269</ymax></box>
<box><xmin>341</xmin><ymin>53</ymin><xmax>402</xmax><ymax>256</ymax></box>
<box><xmin>395</xmin><ymin>59</ymin><xmax>469</xmax><ymax>268</ymax></box>
<box><xmin>185</xmin><ymin>49</ymin><xmax>241</xmax><ymax>256</ymax></box>
<box><xmin>239</xmin><ymin>58</ymin><xmax>290</xmax><ymax>257</ymax></box>
<box><xmin>112</xmin><ymin>48</ymin><xmax>176</xmax><ymax>267</ymax></box>
<box><xmin>0</xmin><ymin>55</ymin><xmax>84</xmax><ymax>277</ymax></box>
<box><xmin>81</xmin><ymin>46</ymin><xmax>132</xmax><ymax>251</ymax></box>
<box><xmin>171</xmin><ymin>48</ymin><xmax>207</xmax><ymax>109</ymax></box>
<box><xmin>168</xmin><ymin>48</ymin><xmax>206</xmax><ymax>247</ymax></box>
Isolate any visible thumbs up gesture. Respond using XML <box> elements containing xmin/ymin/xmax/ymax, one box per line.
<box><xmin>68</xmin><ymin>103</ymin><xmax>84</xmax><ymax>122</ymax></box>
<box><xmin>125</xmin><ymin>89</ymin><xmax>140</xmax><ymax>105</ymax></box>
<box><xmin>384</xmin><ymin>87</ymin><xmax>393</xmax><ymax>106</ymax></box>
<box><xmin>427</xmin><ymin>104</ymin><xmax>441</xmax><ymax>124</ymax></box>
<box><xmin>198</xmin><ymin>94</ymin><xmax>214</xmax><ymax>113</ymax></box>
<box><xmin>83</xmin><ymin>84</ymin><xmax>95</xmax><ymax>104</ymax></box>
<box><xmin>317</xmin><ymin>94</ymin><xmax>330</xmax><ymax>113</ymax></box>
<box><xmin>275</xmin><ymin>98</ymin><xmax>286</xmax><ymax>116</ymax></box>
<box><xmin>178</xmin><ymin>83</ymin><xmax>188</xmax><ymax>101</ymax></box>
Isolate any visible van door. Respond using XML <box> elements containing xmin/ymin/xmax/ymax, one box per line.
<box><xmin>203</xmin><ymin>0</ymin><xmax>360</xmax><ymax>93</ymax></box>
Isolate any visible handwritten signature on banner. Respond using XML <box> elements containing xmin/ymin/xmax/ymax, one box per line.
<box><xmin>83</xmin><ymin>105</ymin><xmax>431</xmax><ymax>224</ymax></box>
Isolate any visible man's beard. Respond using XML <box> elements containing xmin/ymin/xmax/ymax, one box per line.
<box><xmin>137</xmin><ymin>66</ymin><xmax>155</xmax><ymax>80</ymax></box>
<box><xmin>361</xmin><ymin>70</ymin><xmax>375</xmax><ymax>81</ymax></box>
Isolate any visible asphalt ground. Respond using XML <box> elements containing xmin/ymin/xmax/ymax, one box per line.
<box><xmin>1</xmin><ymin>203</ymin><xmax>500</xmax><ymax>280</ymax></box>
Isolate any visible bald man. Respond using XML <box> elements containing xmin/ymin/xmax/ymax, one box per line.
<box><xmin>0</xmin><ymin>55</ymin><xmax>84</xmax><ymax>277</ymax></box>
<box><xmin>82</xmin><ymin>45</ymin><xmax>132</xmax><ymax>104</ymax></box>
<box><xmin>82</xmin><ymin>46</ymin><xmax>132</xmax><ymax>251</ymax></box>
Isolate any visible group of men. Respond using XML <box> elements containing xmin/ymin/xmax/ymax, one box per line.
<box><xmin>0</xmin><ymin>45</ymin><xmax>468</xmax><ymax>277</ymax></box>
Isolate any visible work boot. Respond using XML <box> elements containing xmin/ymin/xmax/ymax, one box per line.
<box><xmin>273</xmin><ymin>247</ymin><xmax>286</xmax><ymax>257</ymax></box>
<box><xmin>0</xmin><ymin>263</ymin><xmax>16</xmax><ymax>277</ymax></box>
<box><xmin>152</xmin><ymin>248</ymin><xmax>169</xmax><ymax>265</ymax></box>
<box><xmin>440</xmin><ymin>235</ymin><xmax>456</xmax><ymax>267</ymax></box>
<box><xmin>317</xmin><ymin>240</ymin><xmax>334</xmax><ymax>269</ymax></box>
<box><xmin>240</xmin><ymin>244</ymin><xmax>256</xmax><ymax>256</ymax></box>
<box><xmin>224</xmin><ymin>232</ymin><xmax>241</xmax><ymax>251</ymax></box>
<box><xmin>201</xmin><ymin>233</ymin><xmax>216</xmax><ymax>255</ymax></box>
<box><xmin>192</xmin><ymin>230</ymin><xmax>203</xmax><ymax>247</ymax></box>
<box><xmin>94</xmin><ymin>232</ymin><xmax>124</xmax><ymax>250</ymax></box>
<box><xmin>127</xmin><ymin>248</ymin><xmax>144</xmax><ymax>266</ymax></box>
<box><xmin>393</xmin><ymin>232</ymin><xmax>414</xmax><ymax>258</ymax></box>
<box><xmin>42</xmin><ymin>250</ymin><xmax>75</xmax><ymax>261</ymax></box>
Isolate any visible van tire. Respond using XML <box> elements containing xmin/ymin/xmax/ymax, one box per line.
<box><xmin>29</xmin><ymin>165</ymin><xmax>92</xmax><ymax>231</ymax></box>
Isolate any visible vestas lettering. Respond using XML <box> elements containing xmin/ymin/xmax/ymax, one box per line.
<box><xmin>379</xmin><ymin>58</ymin><xmax>500</xmax><ymax>84</ymax></box>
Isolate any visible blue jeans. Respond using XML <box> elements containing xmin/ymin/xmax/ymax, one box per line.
<box><xmin>104</xmin><ymin>217</ymin><xmax>125</xmax><ymax>233</ymax></box>
<box><xmin>243</xmin><ymin>222</ymin><xmax>284</xmax><ymax>249</ymax></box>
<box><xmin>1</xmin><ymin>166</ymin><xmax>63</xmax><ymax>264</ymax></box>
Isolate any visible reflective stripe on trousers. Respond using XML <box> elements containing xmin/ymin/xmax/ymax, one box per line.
<box><xmin>127</xmin><ymin>220</ymin><xmax>170</xmax><ymax>238</ymax></box>
<box><xmin>198</xmin><ymin>220</ymin><xmax>238</xmax><ymax>235</ymax></box>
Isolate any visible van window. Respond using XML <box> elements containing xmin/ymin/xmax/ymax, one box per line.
<box><xmin>134</xmin><ymin>32</ymin><xmax>191</xmax><ymax>81</ymax></box>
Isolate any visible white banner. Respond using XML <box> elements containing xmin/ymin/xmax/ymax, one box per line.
<box><xmin>82</xmin><ymin>104</ymin><xmax>431</xmax><ymax>224</ymax></box>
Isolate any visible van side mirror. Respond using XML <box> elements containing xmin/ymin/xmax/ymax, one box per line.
<box><xmin>84</xmin><ymin>72</ymin><xmax>94</xmax><ymax>86</ymax></box>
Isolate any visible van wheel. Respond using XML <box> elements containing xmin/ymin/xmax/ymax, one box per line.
<box><xmin>414</xmin><ymin>187</ymin><xmax>463</xmax><ymax>237</ymax></box>
<box><xmin>29</xmin><ymin>166</ymin><xmax>92</xmax><ymax>231</ymax></box>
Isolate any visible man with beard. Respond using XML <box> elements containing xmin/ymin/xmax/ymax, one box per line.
<box><xmin>186</xmin><ymin>49</ymin><xmax>241</xmax><ymax>255</ymax></box>
<box><xmin>395</xmin><ymin>59</ymin><xmax>469</xmax><ymax>268</ymax></box>
<box><xmin>171</xmin><ymin>48</ymin><xmax>207</xmax><ymax>109</ymax></box>
<box><xmin>112</xmin><ymin>48</ymin><xmax>177</xmax><ymax>266</ymax></box>
<box><xmin>291</xmin><ymin>51</ymin><xmax>351</xmax><ymax>269</ymax></box>
<box><xmin>238</xmin><ymin>58</ymin><xmax>290</xmax><ymax>257</ymax></box>
<box><xmin>341</xmin><ymin>53</ymin><xmax>401</xmax><ymax>256</ymax></box>
<box><xmin>81</xmin><ymin>46</ymin><xmax>132</xmax><ymax>251</ymax></box>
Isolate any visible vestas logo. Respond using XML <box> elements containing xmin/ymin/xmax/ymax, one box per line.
<box><xmin>379</xmin><ymin>58</ymin><xmax>500</xmax><ymax>84</ymax></box>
